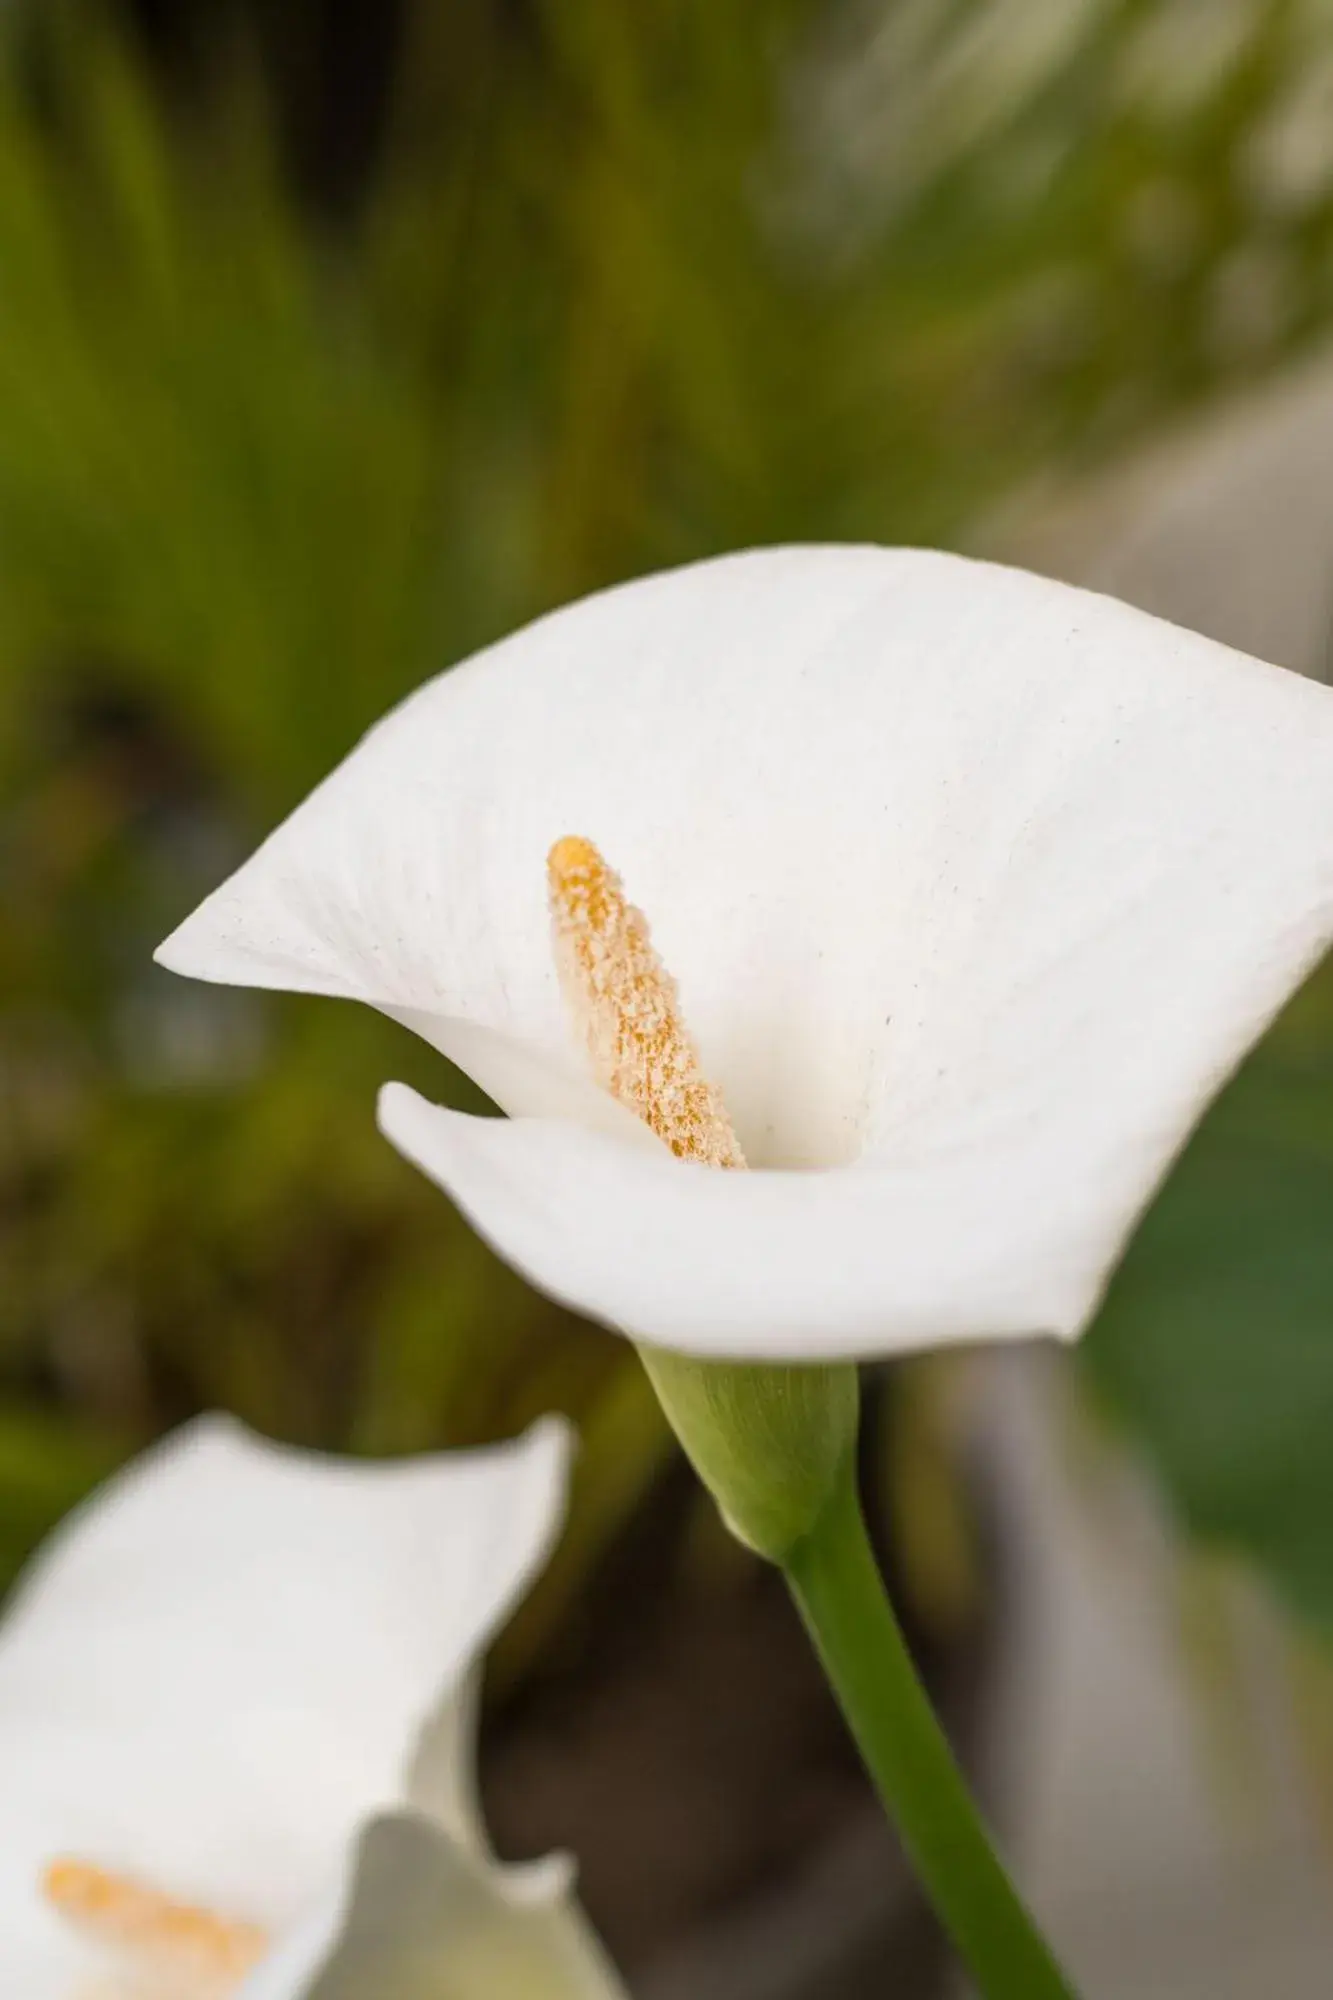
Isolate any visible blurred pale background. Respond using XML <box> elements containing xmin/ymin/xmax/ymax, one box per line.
<box><xmin>3</xmin><ymin>3</ymin><xmax>1333</xmax><ymax>1995</ymax></box>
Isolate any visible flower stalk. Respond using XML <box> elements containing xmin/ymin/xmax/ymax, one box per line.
<box><xmin>637</xmin><ymin>1347</ymin><xmax>859</xmax><ymax>1561</ymax></box>
<box><xmin>783</xmin><ymin>1457</ymin><xmax>1077</xmax><ymax>2000</ymax></box>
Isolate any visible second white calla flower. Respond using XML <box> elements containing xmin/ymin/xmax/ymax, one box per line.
<box><xmin>0</xmin><ymin>1414</ymin><xmax>622</xmax><ymax>2000</ymax></box>
<box><xmin>157</xmin><ymin>547</ymin><xmax>1333</xmax><ymax>1361</ymax></box>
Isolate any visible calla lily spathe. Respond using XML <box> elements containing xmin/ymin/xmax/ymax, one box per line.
<box><xmin>157</xmin><ymin>546</ymin><xmax>1333</xmax><ymax>1360</ymax></box>
<box><xmin>0</xmin><ymin>1414</ymin><xmax>622</xmax><ymax>2000</ymax></box>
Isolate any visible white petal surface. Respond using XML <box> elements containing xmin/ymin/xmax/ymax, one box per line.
<box><xmin>0</xmin><ymin>1414</ymin><xmax>570</xmax><ymax>1993</ymax></box>
<box><xmin>243</xmin><ymin>1814</ymin><xmax>626</xmax><ymax>2000</ymax></box>
<box><xmin>378</xmin><ymin>1084</ymin><xmax>1096</xmax><ymax>1358</ymax></box>
<box><xmin>158</xmin><ymin>547</ymin><xmax>1333</xmax><ymax>1358</ymax></box>
<box><xmin>237</xmin><ymin>1891</ymin><xmax>344</xmax><ymax>2000</ymax></box>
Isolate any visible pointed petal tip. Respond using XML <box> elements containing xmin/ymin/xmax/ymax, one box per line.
<box><xmin>152</xmin><ymin>899</ymin><xmax>215</xmax><ymax>979</ymax></box>
<box><xmin>499</xmin><ymin>1844</ymin><xmax>580</xmax><ymax>1909</ymax></box>
<box><xmin>151</xmin><ymin>903</ymin><xmax>270</xmax><ymax>991</ymax></box>
<box><xmin>377</xmin><ymin>1077</ymin><xmax>417</xmax><ymax>1130</ymax></box>
<box><xmin>151</xmin><ymin>928</ymin><xmax>182</xmax><ymax>974</ymax></box>
<box><xmin>520</xmin><ymin>1408</ymin><xmax>578</xmax><ymax>1469</ymax></box>
<box><xmin>378</xmin><ymin>1080</ymin><xmax>468</xmax><ymax>1177</ymax></box>
<box><xmin>504</xmin><ymin>1411</ymin><xmax>578</xmax><ymax>1524</ymax></box>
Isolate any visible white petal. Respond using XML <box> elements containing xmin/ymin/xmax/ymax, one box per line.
<box><xmin>404</xmin><ymin>1674</ymin><xmax>488</xmax><ymax>1852</ymax></box>
<box><xmin>158</xmin><ymin>547</ymin><xmax>1333</xmax><ymax>1356</ymax></box>
<box><xmin>0</xmin><ymin>1414</ymin><xmax>570</xmax><ymax>1992</ymax></box>
<box><xmin>378</xmin><ymin>1083</ymin><xmax>1093</xmax><ymax>1357</ymax></box>
<box><xmin>241</xmin><ymin>1813</ymin><xmax>625</xmax><ymax>2000</ymax></box>
<box><xmin>237</xmin><ymin>1893</ymin><xmax>346</xmax><ymax>2000</ymax></box>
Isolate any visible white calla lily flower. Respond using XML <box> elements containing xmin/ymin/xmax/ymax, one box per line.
<box><xmin>157</xmin><ymin>546</ymin><xmax>1333</xmax><ymax>1361</ymax></box>
<box><xmin>0</xmin><ymin>1414</ymin><xmax>623</xmax><ymax>2000</ymax></box>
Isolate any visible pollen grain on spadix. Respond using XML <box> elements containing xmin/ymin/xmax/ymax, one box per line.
<box><xmin>546</xmin><ymin>834</ymin><xmax>746</xmax><ymax>1170</ymax></box>
<box><xmin>42</xmin><ymin>1857</ymin><xmax>268</xmax><ymax>1983</ymax></box>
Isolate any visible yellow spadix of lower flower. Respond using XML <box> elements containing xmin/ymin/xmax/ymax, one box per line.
<box><xmin>43</xmin><ymin>1855</ymin><xmax>267</xmax><ymax>1984</ymax></box>
<box><xmin>548</xmin><ymin>835</ymin><xmax>858</xmax><ymax>1562</ymax></box>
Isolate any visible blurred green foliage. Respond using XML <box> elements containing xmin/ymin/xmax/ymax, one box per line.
<box><xmin>1</xmin><ymin>0</ymin><xmax>1333</xmax><ymax>1664</ymax></box>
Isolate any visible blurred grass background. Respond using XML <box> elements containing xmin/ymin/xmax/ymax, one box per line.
<box><xmin>4</xmin><ymin>0</ymin><xmax>1333</xmax><ymax>1950</ymax></box>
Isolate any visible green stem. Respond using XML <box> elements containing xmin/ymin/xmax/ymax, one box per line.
<box><xmin>784</xmin><ymin>1460</ymin><xmax>1077</xmax><ymax>2000</ymax></box>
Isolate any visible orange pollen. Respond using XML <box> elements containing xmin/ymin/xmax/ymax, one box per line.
<box><xmin>547</xmin><ymin>835</ymin><xmax>746</xmax><ymax>1169</ymax></box>
<box><xmin>42</xmin><ymin>1858</ymin><xmax>268</xmax><ymax>1982</ymax></box>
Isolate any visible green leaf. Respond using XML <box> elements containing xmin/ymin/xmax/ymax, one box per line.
<box><xmin>1081</xmin><ymin>952</ymin><xmax>1333</xmax><ymax>1635</ymax></box>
